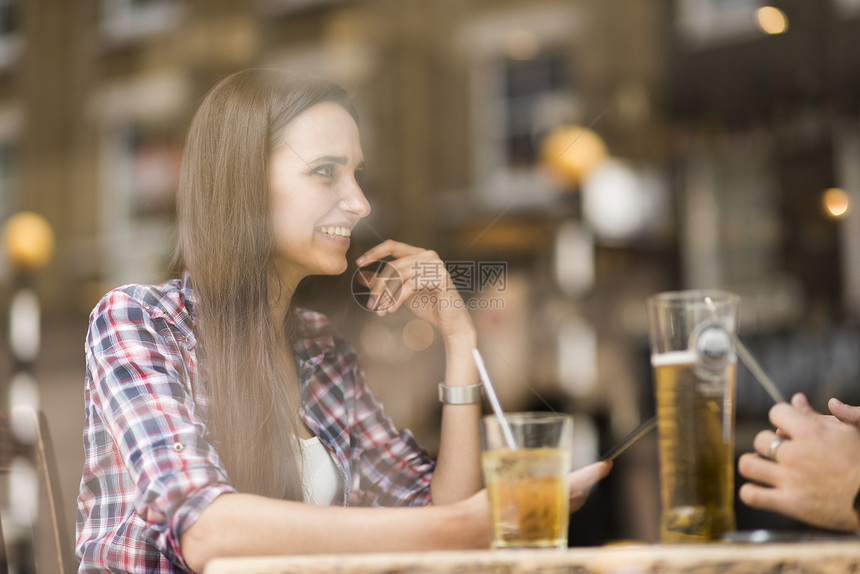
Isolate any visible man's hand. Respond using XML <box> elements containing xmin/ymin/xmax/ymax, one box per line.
<box><xmin>738</xmin><ymin>393</ymin><xmax>860</xmax><ymax>531</ymax></box>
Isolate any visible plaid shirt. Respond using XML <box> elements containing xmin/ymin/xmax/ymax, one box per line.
<box><xmin>76</xmin><ymin>274</ymin><xmax>435</xmax><ymax>573</ymax></box>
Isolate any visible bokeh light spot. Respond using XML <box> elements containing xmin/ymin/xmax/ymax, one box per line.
<box><xmin>402</xmin><ymin>319</ymin><xmax>435</xmax><ymax>352</ymax></box>
<box><xmin>2</xmin><ymin>212</ymin><xmax>55</xmax><ymax>269</ymax></box>
<box><xmin>822</xmin><ymin>187</ymin><xmax>850</xmax><ymax>219</ymax></box>
<box><xmin>756</xmin><ymin>6</ymin><xmax>789</xmax><ymax>35</ymax></box>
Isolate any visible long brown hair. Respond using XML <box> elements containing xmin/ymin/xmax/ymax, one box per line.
<box><xmin>176</xmin><ymin>69</ymin><xmax>355</xmax><ymax>500</ymax></box>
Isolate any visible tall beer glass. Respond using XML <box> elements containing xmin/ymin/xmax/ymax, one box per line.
<box><xmin>646</xmin><ymin>290</ymin><xmax>739</xmax><ymax>543</ymax></box>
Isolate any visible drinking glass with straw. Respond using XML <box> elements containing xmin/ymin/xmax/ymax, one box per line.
<box><xmin>473</xmin><ymin>349</ymin><xmax>574</xmax><ymax>550</ymax></box>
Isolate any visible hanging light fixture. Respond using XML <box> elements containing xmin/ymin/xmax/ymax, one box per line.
<box><xmin>539</xmin><ymin>125</ymin><xmax>608</xmax><ymax>187</ymax></box>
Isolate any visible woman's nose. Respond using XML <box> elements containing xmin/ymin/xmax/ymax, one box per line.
<box><xmin>340</xmin><ymin>179</ymin><xmax>371</xmax><ymax>218</ymax></box>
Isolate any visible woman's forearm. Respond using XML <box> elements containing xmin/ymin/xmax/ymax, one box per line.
<box><xmin>430</xmin><ymin>328</ymin><xmax>483</xmax><ymax>505</ymax></box>
<box><xmin>180</xmin><ymin>491</ymin><xmax>488</xmax><ymax>571</ymax></box>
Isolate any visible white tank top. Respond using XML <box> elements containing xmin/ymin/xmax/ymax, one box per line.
<box><xmin>298</xmin><ymin>436</ymin><xmax>342</xmax><ymax>506</ymax></box>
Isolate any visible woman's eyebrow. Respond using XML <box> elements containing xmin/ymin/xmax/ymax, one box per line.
<box><xmin>308</xmin><ymin>155</ymin><xmax>367</xmax><ymax>170</ymax></box>
<box><xmin>308</xmin><ymin>155</ymin><xmax>347</xmax><ymax>165</ymax></box>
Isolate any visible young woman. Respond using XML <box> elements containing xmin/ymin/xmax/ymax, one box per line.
<box><xmin>76</xmin><ymin>69</ymin><xmax>611</xmax><ymax>573</ymax></box>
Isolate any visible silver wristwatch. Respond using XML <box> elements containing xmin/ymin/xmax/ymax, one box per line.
<box><xmin>437</xmin><ymin>382</ymin><xmax>483</xmax><ymax>404</ymax></box>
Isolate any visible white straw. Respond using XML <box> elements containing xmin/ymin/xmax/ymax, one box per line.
<box><xmin>472</xmin><ymin>348</ymin><xmax>517</xmax><ymax>450</ymax></box>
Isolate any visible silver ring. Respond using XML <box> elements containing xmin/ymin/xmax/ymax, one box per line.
<box><xmin>767</xmin><ymin>437</ymin><xmax>784</xmax><ymax>461</ymax></box>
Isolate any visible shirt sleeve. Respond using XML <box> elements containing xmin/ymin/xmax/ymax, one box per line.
<box><xmin>85</xmin><ymin>289</ymin><xmax>236</xmax><ymax>569</ymax></box>
<box><xmin>343</xmin><ymin>344</ymin><xmax>435</xmax><ymax>507</ymax></box>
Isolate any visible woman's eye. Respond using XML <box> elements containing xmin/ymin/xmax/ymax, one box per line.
<box><xmin>355</xmin><ymin>169</ymin><xmax>366</xmax><ymax>185</ymax></box>
<box><xmin>313</xmin><ymin>165</ymin><xmax>335</xmax><ymax>178</ymax></box>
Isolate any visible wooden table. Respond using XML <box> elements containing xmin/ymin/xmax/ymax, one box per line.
<box><xmin>205</xmin><ymin>540</ymin><xmax>860</xmax><ymax>573</ymax></box>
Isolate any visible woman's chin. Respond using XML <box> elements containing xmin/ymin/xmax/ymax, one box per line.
<box><xmin>319</xmin><ymin>258</ymin><xmax>349</xmax><ymax>276</ymax></box>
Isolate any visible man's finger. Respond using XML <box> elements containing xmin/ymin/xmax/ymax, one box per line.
<box><xmin>768</xmin><ymin>401</ymin><xmax>816</xmax><ymax>438</ymax></box>
<box><xmin>829</xmin><ymin>398</ymin><xmax>860</xmax><ymax>427</ymax></box>
<box><xmin>752</xmin><ymin>430</ymin><xmax>784</xmax><ymax>458</ymax></box>
<box><xmin>791</xmin><ymin>393</ymin><xmax>813</xmax><ymax>413</ymax></box>
<box><xmin>738</xmin><ymin>482</ymin><xmax>790</xmax><ymax>514</ymax></box>
<box><xmin>737</xmin><ymin>452</ymin><xmax>781</xmax><ymax>486</ymax></box>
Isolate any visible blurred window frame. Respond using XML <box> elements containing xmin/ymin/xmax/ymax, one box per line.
<box><xmin>99</xmin><ymin>0</ymin><xmax>186</xmax><ymax>46</ymax></box>
<box><xmin>257</xmin><ymin>0</ymin><xmax>345</xmax><ymax>16</ymax></box>
<box><xmin>0</xmin><ymin>104</ymin><xmax>21</xmax><ymax>281</ymax></box>
<box><xmin>676</xmin><ymin>0</ymin><xmax>763</xmax><ymax>48</ymax></box>
<box><xmin>91</xmin><ymin>72</ymin><xmax>189</xmax><ymax>286</ymax></box>
<box><xmin>0</xmin><ymin>0</ymin><xmax>21</xmax><ymax>69</ymax></box>
<box><xmin>457</xmin><ymin>4</ymin><xmax>584</xmax><ymax>209</ymax></box>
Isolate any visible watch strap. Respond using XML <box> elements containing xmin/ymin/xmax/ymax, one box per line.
<box><xmin>438</xmin><ymin>382</ymin><xmax>483</xmax><ymax>404</ymax></box>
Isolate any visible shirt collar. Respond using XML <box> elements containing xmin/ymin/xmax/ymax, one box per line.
<box><xmin>134</xmin><ymin>272</ymin><xmax>198</xmax><ymax>347</ymax></box>
<box><xmin>180</xmin><ymin>271</ymin><xmax>197</xmax><ymax>326</ymax></box>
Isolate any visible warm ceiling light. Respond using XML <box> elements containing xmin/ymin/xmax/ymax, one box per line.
<box><xmin>756</xmin><ymin>6</ymin><xmax>789</xmax><ymax>35</ymax></box>
<box><xmin>2</xmin><ymin>211</ymin><xmax>55</xmax><ymax>269</ymax></box>
<box><xmin>539</xmin><ymin>125</ymin><xmax>609</xmax><ymax>186</ymax></box>
<box><xmin>822</xmin><ymin>187</ymin><xmax>850</xmax><ymax>219</ymax></box>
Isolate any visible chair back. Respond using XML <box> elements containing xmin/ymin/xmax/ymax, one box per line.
<box><xmin>0</xmin><ymin>408</ymin><xmax>76</xmax><ymax>574</ymax></box>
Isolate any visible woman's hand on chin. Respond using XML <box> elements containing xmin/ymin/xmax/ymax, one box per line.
<box><xmin>356</xmin><ymin>239</ymin><xmax>476</xmax><ymax>340</ymax></box>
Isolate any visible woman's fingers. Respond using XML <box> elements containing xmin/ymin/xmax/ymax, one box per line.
<box><xmin>355</xmin><ymin>241</ymin><xmax>473</xmax><ymax>338</ymax></box>
<box><xmin>363</xmin><ymin>258</ymin><xmax>421</xmax><ymax>313</ymax></box>
<box><xmin>386</xmin><ymin>251</ymin><xmax>455</xmax><ymax>313</ymax></box>
<box><xmin>359</xmin><ymin>246</ymin><xmax>455</xmax><ymax>315</ymax></box>
<box><xmin>567</xmin><ymin>461</ymin><xmax>612</xmax><ymax>512</ymax></box>
<box><xmin>356</xmin><ymin>239</ymin><xmax>423</xmax><ymax>266</ymax></box>
<box><xmin>365</xmin><ymin>262</ymin><xmax>403</xmax><ymax>312</ymax></box>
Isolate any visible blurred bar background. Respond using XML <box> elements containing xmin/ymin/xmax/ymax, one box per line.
<box><xmin>1</xmin><ymin>0</ymin><xmax>860</xmax><ymax>559</ymax></box>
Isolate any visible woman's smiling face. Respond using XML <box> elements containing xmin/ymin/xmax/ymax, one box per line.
<box><xmin>269</xmin><ymin>102</ymin><xmax>371</xmax><ymax>285</ymax></box>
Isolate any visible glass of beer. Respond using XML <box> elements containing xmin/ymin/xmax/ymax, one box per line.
<box><xmin>480</xmin><ymin>413</ymin><xmax>573</xmax><ymax>550</ymax></box>
<box><xmin>646</xmin><ymin>290</ymin><xmax>739</xmax><ymax>543</ymax></box>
